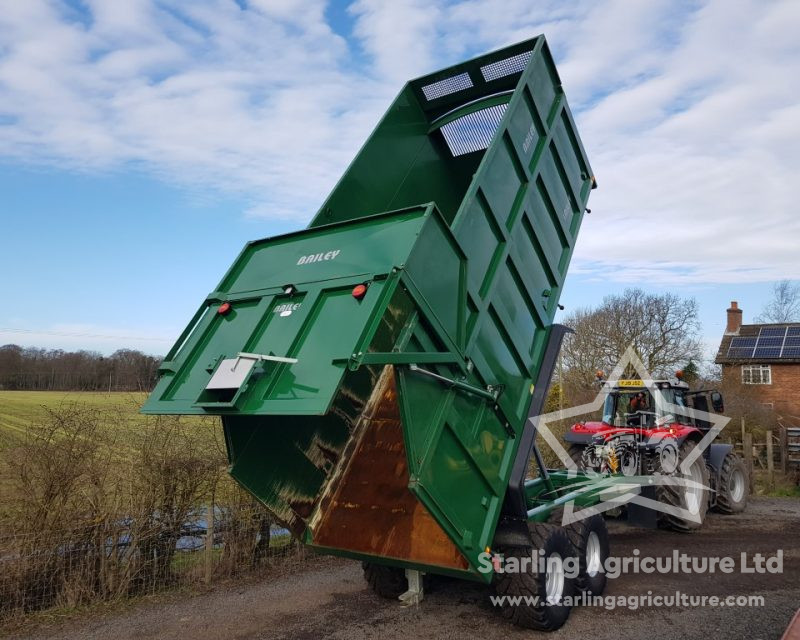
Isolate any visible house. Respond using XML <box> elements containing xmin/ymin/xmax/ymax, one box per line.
<box><xmin>715</xmin><ymin>301</ymin><xmax>800</xmax><ymax>418</ymax></box>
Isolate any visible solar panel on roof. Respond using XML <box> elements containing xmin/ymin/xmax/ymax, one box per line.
<box><xmin>785</xmin><ymin>337</ymin><xmax>800</xmax><ymax>347</ymax></box>
<box><xmin>728</xmin><ymin>348</ymin><xmax>756</xmax><ymax>358</ymax></box>
<box><xmin>727</xmin><ymin>336</ymin><xmax>756</xmax><ymax>358</ymax></box>
<box><xmin>788</xmin><ymin>327</ymin><xmax>800</xmax><ymax>337</ymax></box>
<box><xmin>760</xmin><ymin>327</ymin><xmax>788</xmax><ymax>337</ymax></box>
<box><xmin>757</xmin><ymin>336</ymin><xmax>784</xmax><ymax>347</ymax></box>
<box><xmin>782</xmin><ymin>347</ymin><xmax>800</xmax><ymax>357</ymax></box>
<box><xmin>754</xmin><ymin>347</ymin><xmax>783</xmax><ymax>358</ymax></box>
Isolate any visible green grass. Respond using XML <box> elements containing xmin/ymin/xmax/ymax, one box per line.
<box><xmin>0</xmin><ymin>390</ymin><xmax>224</xmax><ymax>499</ymax></box>
<box><xmin>0</xmin><ymin>391</ymin><xmax>148</xmax><ymax>439</ymax></box>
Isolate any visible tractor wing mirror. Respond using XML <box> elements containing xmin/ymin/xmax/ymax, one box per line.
<box><xmin>710</xmin><ymin>391</ymin><xmax>724</xmax><ymax>413</ymax></box>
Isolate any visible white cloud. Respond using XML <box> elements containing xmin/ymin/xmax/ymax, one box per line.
<box><xmin>0</xmin><ymin>0</ymin><xmax>798</xmax><ymax>282</ymax></box>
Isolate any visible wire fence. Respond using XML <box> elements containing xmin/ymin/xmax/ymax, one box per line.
<box><xmin>0</xmin><ymin>503</ymin><xmax>305</xmax><ymax>620</ymax></box>
<box><xmin>0</xmin><ymin>403</ymin><xmax>310</xmax><ymax>623</ymax></box>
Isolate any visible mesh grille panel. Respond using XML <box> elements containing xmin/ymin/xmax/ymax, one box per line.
<box><xmin>440</xmin><ymin>104</ymin><xmax>508</xmax><ymax>156</ymax></box>
<box><xmin>421</xmin><ymin>73</ymin><xmax>473</xmax><ymax>101</ymax></box>
<box><xmin>481</xmin><ymin>50</ymin><xmax>533</xmax><ymax>82</ymax></box>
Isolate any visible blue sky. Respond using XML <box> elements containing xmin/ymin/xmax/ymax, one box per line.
<box><xmin>1</xmin><ymin>0</ymin><xmax>798</xmax><ymax>366</ymax></box>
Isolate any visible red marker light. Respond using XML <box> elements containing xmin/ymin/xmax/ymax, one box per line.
<box><xmin>218</xmin><ymin>302</ymin><xmax>232</xmax><ymax>315</ymax></box>
<box><xmin>351</xmin><ymin>284</ymin><xmax>368</xmax><ymax>300</ymax></box>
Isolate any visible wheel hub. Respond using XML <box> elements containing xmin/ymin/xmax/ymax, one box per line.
<box><xmin>585</xmin><ymin>531</ymin><xmax>602</xmax><ymax>577</ymax></box>
<box><xmin>730</xmin><ymin>467</ymin><xmax>745</xmax><ymax>502</ymax></box>
<box><xmin>545</xmin><ymin>552</ymin><xmax>565</xmax><ymax>603</ymax></box>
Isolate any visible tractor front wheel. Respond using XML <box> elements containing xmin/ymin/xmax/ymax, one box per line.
<box><xmin>715</xmin><ymin>452</ymin><xmax>748</xmax><ymax>514</ymax></box>
<box><xmin>568</xmin><ymin>443</ymin><xmax>587</xmax><ymax>469</ymax></box>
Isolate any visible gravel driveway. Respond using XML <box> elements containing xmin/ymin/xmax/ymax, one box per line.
<box><xmin>9</xmin><ymin>497</ymin><xmax>800</xmax><ymax>640</ymax></box>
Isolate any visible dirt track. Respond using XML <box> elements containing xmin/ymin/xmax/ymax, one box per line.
<box><xmin>10</xmin><ymin>497</ymin><xmax>800</xmax><ymax>640</ymax></box>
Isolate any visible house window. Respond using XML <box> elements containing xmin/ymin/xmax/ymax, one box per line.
<box><xmin>742</xmin><ymin>364</ymin><xmax>771</xmax><ymax>385</ymax></box>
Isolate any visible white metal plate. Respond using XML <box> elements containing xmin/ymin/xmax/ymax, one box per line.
<box><xmin>206</xmin><ymin>357</ymin><xmax>256</xmax><ymax>390</ymax></box>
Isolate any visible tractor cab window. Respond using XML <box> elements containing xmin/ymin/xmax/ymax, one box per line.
<box><xmin>604</xmin><ymin>390</ymin><xmax>656</xmax><ymax>426</ymax></box>
<box><xmin>624</xmin><ymin>391</ymin><xmax>653</xmax><ymax>426</ymax></box>
<box><xmin>672</xmin><ymin>390</ymin><xmax>693</xmax><ymax>425</ymax></box>
<box><xmin>602</xmin><ymin>392</ymin><xmax>615</xmax><ymax>424</ymax></box>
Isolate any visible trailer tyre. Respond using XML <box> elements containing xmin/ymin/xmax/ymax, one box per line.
<box><xmin>362</xmin><ymin>562</ymin><xmax>407</xmax><ymax>599</ymax></box>
<box><xmin>566</xmin><ymin>514</ymin><xmax>609</xmax><ymax>595</ymax></box>
<box><xmin>492</xmin><ymin>524</ymin><xmax>576</xmax><ymax>631</ymax></box>
<box><xmin>715</xmin><ymin>453</ymin><xmax>748</xmax><ymax>514</ymax></box>
<box><xmin>657</xmin><ymin>440</ymin><xmax>710</xmax><ymax>532</ymax></box>
<box><xmin>546</xmin><ymin>511</ymin><xmax>609</xmax><ymax>594</ymax></box>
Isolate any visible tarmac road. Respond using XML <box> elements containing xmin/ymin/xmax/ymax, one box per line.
<box><xmin>10</xmin><ymin>497</ymin><xmax>800</xmax><ymax>640</ymax></box>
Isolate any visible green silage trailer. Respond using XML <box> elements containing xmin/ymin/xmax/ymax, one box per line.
<box><xmin>143</xmin><ymin>36</ymin><xmax>617</xmax><ymax>630</ymax></box>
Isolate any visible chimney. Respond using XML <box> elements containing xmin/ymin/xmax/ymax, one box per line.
<box><xmin>726</xmin><ymin>301</ymin><xmax>742</xmax><ymax>334</ymax></box>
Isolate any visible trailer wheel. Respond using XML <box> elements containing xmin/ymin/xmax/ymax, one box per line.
<box><xmin>565</xmin><ymin>515</ymin><xmax>609</xmax><ymax>595</ymax></box>
<box><xmin>492</xmin><ymin>524</ymin><xmax>575</xmax><ymax>631</ymax></box>
<box><xmin>715</xmin><ymin>453</ymin><xmax>748</xmax><ymax>514</ymax></box>
<box><xmin>362</xmin><ymin>562</ymin><xmax>406</xmax><ymax>599</ymax></box>
<box><xmin>545</xmin><ymin>511</ymin><xmax>609</xmax><ymax>594</ymax></box>
<box><xmin>657</xmin><ymin>440</ymin><xmax>710</xmax><ymax>532</ymax></box>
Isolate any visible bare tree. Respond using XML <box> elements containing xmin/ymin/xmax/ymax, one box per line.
<box><xmin>755</xmin><ymin>280</ymin><xmax>800</xmax><ymax>323</ymax></box>
<box><xmin>561</xmin><ymin>288</ymin><xmax>702</xmax><ymax>389</ymax></box>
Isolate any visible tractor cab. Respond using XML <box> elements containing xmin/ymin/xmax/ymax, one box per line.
<box><xmin>598</xmin><ymin>377</ymin><xmax>724</xmax><ymax>430</ymax></box>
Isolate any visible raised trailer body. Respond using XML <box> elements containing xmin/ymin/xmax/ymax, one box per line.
<box><xmin>144</xmin><ymin>36</ymin><xmax>596</xmax><ymax>584</ymax></box>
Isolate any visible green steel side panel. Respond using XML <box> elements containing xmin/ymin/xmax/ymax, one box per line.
<box><xmin>450</xmin><ymin>37</ymin><xmax>593</xmax><ymax>431</ymax></box>
<box><xmin>309</xmin><ymin>85</ymin><xmax>482</xmax><ymax>227</ymax></box>
<box><xmin>396</xmin><ymin>364</ymin><xmax>512</xmax><ymax>574</ymax></box>
<box><xmin>143</xmin><ymin>207</ymin><xmax>431</xmax><ymax>415</ymax></box>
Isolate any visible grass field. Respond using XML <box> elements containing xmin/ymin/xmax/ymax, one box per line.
<box><xmin>0</xmin><ymin>391</ymin><xmax>150</xmax><ymax>440</ymax></box>
<box><xmin>0</xmin><ymin>390</ymin><xmax>224</xmax><ymax>495</ymax></box>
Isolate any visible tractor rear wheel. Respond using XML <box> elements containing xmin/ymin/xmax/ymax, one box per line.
<box><xmin>657</xmin><ymin>440</ymin><xmax>710</xmax><ymax>532</ymax></box>
<box><xmin>493</xmin><ymin>524</ymin><xmax>576</xmax><ymax>631</ymax></box>
<box><xmin>362</xmin><ymin>562</ymin><xmax>407</xmax><ymax>599</ymax></box>
<box><xmin>715</xmin><ymin>453</ymin><xmax>748</xmax><ymax>514</ymax></box>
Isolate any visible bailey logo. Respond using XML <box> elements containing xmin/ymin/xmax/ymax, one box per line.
<box><xmin>297</xmin><ymin>249</ymin><xmax>340</xmax><ymax>265</ymax></box>
<box><xmin>274</xmin><ymin>303</ymin><xmax>301</xmax><ymax>317</ymax></box>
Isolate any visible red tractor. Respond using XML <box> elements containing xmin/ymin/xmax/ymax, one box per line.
<box><xmin>563</xmin><ymin>373</ymin><xmax>748</xmax><ymax>531</ymax></box>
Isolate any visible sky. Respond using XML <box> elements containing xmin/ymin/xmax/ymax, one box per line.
<box><xmin>1</xmin><ymin>0</ymin><xmax>798</xmax><ymax>366</ymax></box>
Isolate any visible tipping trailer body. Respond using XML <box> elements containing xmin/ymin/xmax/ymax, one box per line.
<box><xmin>143</xmin><ymin>36</ymin><xmax>595</xmax><ymax>582</ymax></box>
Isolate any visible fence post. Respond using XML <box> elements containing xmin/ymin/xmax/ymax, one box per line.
<box><xmin>744</xmin><ymin>432</ymin><xmax>754</xmax><ymax>494</ymax></box>
<box><xmin>766</xmin><ymin>430</ymin><xmax>774</xmax><ymax>489</ymax></box>
<box><xmin>205</xmin><ymin>499</ymin><xmax>214</xmax><ymax>586</ymax></box>
<box><xmin>780</xmin><ymin>425</ymin><xmax>788</xmax><ymax>475</ymax></box>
